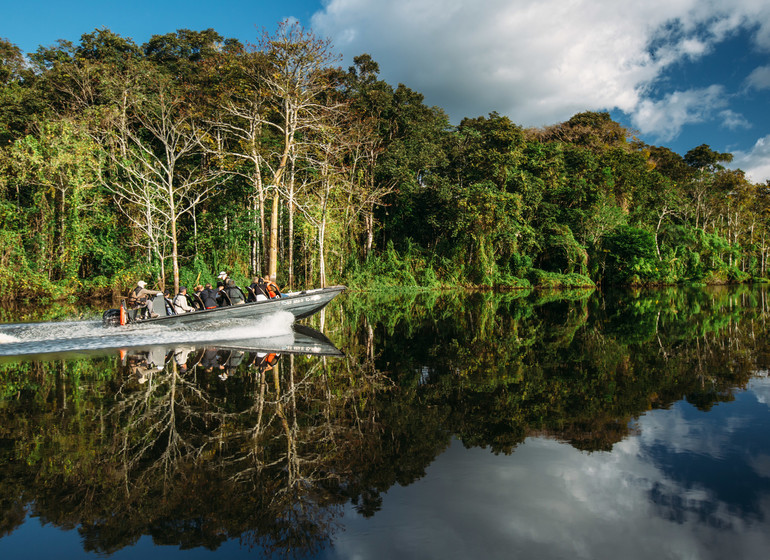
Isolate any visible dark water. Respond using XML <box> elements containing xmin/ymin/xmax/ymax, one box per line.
<box><xmin>1</xmin><ymin>286</ymin><xmax>770</xmax><ymax>559</ymax></box>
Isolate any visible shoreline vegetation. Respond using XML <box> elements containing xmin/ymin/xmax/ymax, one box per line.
<box><xmin>2</xmin><ymin>24</ymin><xmax>769</xmax><ymax>305</ymax></box>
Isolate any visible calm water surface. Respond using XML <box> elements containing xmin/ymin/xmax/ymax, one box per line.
<box><xmin>1</xmin><ymin>286</ymin><xmax>769</xmax><ymax>559</ymax></box>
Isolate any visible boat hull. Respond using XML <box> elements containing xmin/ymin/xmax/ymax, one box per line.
<box><xmin>105</xmin><ymin>286</ymin><xmax>345</xmax><ymax>327</ymax></box>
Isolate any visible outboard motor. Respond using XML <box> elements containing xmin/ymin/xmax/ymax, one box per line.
<box><xmin>102</xmin><ymin>308</ymin><xmax>121</xmax><ymax>326</ymax></box>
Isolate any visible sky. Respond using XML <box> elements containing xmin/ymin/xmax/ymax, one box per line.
<box><xmin>3</xmin><ymin>0</ymin><xmax>770</xmax><ymax>183</ymax></box>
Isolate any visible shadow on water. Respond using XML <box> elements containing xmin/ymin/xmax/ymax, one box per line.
<box><xmin>1</xmin><ymin>285</ymin><xmax>770</xmax><ymax>557</ymax></box>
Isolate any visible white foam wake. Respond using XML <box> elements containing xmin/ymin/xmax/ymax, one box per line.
<box><xmin>0</xmin><ymin>311</ymin><xmax>296</xmax><ymax>356</ymax></box>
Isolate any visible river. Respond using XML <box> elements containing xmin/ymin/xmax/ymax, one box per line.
<box><xmin>1</xmin><ymin>286</ymin><xmax>769</xmax><ymax>559</ymax></box>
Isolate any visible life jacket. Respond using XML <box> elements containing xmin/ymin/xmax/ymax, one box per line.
<box><xmin>127</xmin><ymin>286</ymin><xmax>146</xmax><ymax>309</ymax></box>
<box><xmin>260</xmin><ymin>353</ymin><xmax>280</xmax><ymax>372</ymax></box>
<box><xmin>265</xmin><ymin>281</ymin><xmax>279</xmax><ymax>298</ymax></box>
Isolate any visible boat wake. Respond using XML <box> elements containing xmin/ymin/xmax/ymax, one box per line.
<box><xmin>0</xmin><ymin>311</ymin><xmax>296</xmax><ymax>358</ymax></box>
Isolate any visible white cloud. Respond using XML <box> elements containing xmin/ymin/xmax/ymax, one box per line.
<box><xmin>720</xmin><ymin>109</ymin><xmax>751</xmax><ymax>130</ymax></box>
<box><xmin>733</xmin><ymin>135</ymin><xmax>770</xmax><ymax>184</ymax></box>
<box><xmin>746</xmin><ymin>65</ymin><xmax>770</xmax><ymax>90</ymax></box>
<box><xmin>631</xmin><ymin>85</ymin><xmax>729</xmax><ymax>141</ymax></box>
<box><xmin>749</xmin><ymin>376</ymin><xmax>770</xmax><ymax>405</ymax></box>
<box><xmin>312</xmin><ymin>0</ymin><xmax>770</xmax><ymax>135</ymax></box>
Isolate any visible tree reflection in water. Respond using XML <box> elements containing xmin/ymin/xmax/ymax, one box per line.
<box><xmin>1</xmin><ymin>286</ymin><xmax>769</xmax><ymax>556</ymax></box>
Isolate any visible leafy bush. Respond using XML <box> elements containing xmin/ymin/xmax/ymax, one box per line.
<box><xmin>527</xmin><ymin>269</ymin><xmax>595</xmax><ymax>288</ymax></box>
<box><xmin>601</xmin><ymin>226</ymin><xmax>658</xmax><ymax>284</ymax></box>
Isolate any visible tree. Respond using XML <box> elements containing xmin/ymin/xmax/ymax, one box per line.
<box><xmin>342</xmin><ymin>55</ymin><xmax>399</xmax><ymax>259</ymax></box>
<box><xmin>0</xmin><ymin>38</ymin><xmax>39</xmax><ymax>145</ymax></box>
<box><xmin>684</xmin><ymin>143</ymin><xmax>733</xmax><ymax>172</ymax></box>
<box><xmin>104</xmin><ymin>66</ymin><xmax>222</xmax><ymax>292</ymax></box>
<box><xmin>209</xmin><ymin>48</ymin><xmax>273</xmax><ymax>276</ymax></box>
<box><xmin>0</xmin><ymin>38</ymin><xmax>27</xmax><ymax>85</ymax></box>
<box><xmin>1</xmin><ymin>119</ymin><xmax>105</xmax><ymax>282</ymax></box>
<box><xmin>258</xmin><ymin>21</ymin><xmax>341</xmax><ymax>282</ymax></box>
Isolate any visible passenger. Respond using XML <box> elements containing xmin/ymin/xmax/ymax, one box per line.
<box><xmin>216</xmin><ymin>271</ymin><xmax>229</xmax><ymax>289</ymax></box>
<box><xmin>200</xmin><ymin>283</ymin><xmax>218</xmax><ymax>309</ymax></box>
<box><xmin>162</xmin><ymin>289</ymin><xmax>176</xmax><ymax>315</ymax></box>
<box><xmin>127</xmin><ymin>280</ymin><xmax>160</xmax><ymax>318</ymax></box>
<box><xmin>191</xmin><ymin>285</ymin><xmax>205</xmax><ymax>309</ymax></box>
<box><xmin>224</xmin><ymin>278</ymin><xmax>246</xmax><ymax>305</ymax></box>
<box><xmin>262</xmin><ymin>276</ymin><xmax>282</xmax><ymax>299</ymax></box>
<box><xmin>173</xmin><ymin>286</ymin><xmax>195</xmax><ymax>314</ymax></box>
<box><xmin>216</xmin><ymin>284</ymin><xmax>231</xmax><ymax>306</ymax></box>
<box><xmin>247</xmin><ymin>277</ymin><xmax>266</xmax><ymax>302</ymax></box>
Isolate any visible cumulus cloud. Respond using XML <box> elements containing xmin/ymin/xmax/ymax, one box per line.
<box><xmin>334</xmin><ymin>432</ymin><xmax>770</xmax><ymax>560</ymax></box>
<box><xmin>312</xmin><ymin>0</ymin><xmax>770</xmax><ymax>136</ymax></box>
<box><xmin>749</xmin><ymin>375</ymin><xmax>770</xmax><ymax>405</ymax></box>
<box><xmin>719</xmin><ymin>109</ymin><xmax>751</xmax><ymax>130</ymax></box>
<box><xmin>631</xmin><ymin>85</ymin><xmax>729</xmax><ymax>141</ymax></box>
<box><xmin>746</xmin><ymin>65</ymin><xmax>770</xmax><ymax>90</ymax></box>
<box><xmin>733</xmin><ymin>135</ymin><xmax>770</xmax><ymax>184</ymax></box>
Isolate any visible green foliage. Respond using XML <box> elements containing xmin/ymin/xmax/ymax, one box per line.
<box><xmin>344</xmin><ymin>240</ymin><xmax>461</xmax><ymax>290</ymax></box>
<box><xmin>526</xmin><ymin>269</ymin><xmax>595</xmax><ymax>289</ymax></box>
<box><xmin>0</xmin><ymin>28</ymin><xmax>766</xmax><ymax>299</ymax></box>
<box><xmin>601</xmin><ymin>226</ymin><xmax>659</xmax><ymax>284</ymax></box>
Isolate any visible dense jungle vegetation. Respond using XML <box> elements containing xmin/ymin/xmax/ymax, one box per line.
<box><xmin>1</xmin><ymin>24</ymin><xmax>768</xmax><ymax>301</ymax></box>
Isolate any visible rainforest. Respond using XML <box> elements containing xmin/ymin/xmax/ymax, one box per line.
<box><xmin>1</xmin><ymin>23</ymin><xmax>768</xmax><ymax>301</ymax></box>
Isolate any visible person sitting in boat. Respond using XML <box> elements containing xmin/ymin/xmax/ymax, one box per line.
<box><xmin>200</xmin><ymin>283</ymin><xmax>218</xmax><ymax>309</ymax></box>
<box><xmin>261</xmin><ymin>276</ymin><xmax>282</xmax><ymax>299</ymax></box>
<box><xmin>173</xmin><ymin>286</ymin><xmax>195</xmax><ymax>314</ymax></box>
<box><xmin>191</xmin><ymin>285</ymin><xmax>206</xmax><ymax>310</ymax></box>
<box><xmin>216</xmin><ymin>284</ymin><xmax>231</xmax><ymax>306</ymax></box>
<box><xmin>127</xmin><ymin>280</ymin><xmax>160</xmax><ymax>318</ymax></box>
<box><xmin>223</xmin><ymin>278</ymin><xmax>246</xmax><ymax>305</ymax></box>
<box><xmin>216</xmin><ymin>271</ymin><xmax>229</xmax><ymax>289</ymax></box>
<box><xmin>247</xmin><ymin>276</ymin><xmax>269</xmax><ymax>302</ymax></box>
<box><xmin>162</xmin><ymin>288</ymin><xmax>177</xmax><ymax>315</ymax></box>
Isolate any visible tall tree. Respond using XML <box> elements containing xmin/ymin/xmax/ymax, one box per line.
<box><xmin>209</xmin><ymin>48</ymin><xmax>273</xmax><ymax>276</ymax></box>
<box><xmin>258</xmin><ymin>21</ymin><xmax>340</xmax><ymax>282</ymax></box>
<box><xmin>104</xmin><ymin>66</ymin><xmax>221</xmax><ymax>292</ymax></box>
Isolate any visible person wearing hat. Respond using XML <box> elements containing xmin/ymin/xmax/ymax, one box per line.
<box><xmin>216</xmin><ymin>271</ymin><xmax>229</xmax><ymax>289</ymax></box>
<box><xmin>173</xmin><ymin>285</ymin><xmax>195</xmax><ymax>314</ymax></box>
<box><xmin>127</xmin><ymin>280</ymin><xmax>160</xmax><ymax>318</ymax></box>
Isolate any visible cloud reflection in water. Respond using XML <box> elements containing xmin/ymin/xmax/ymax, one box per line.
<box><xmin>333</xmin><ymin>378</ymin><xmax>770</xmax><ymax>560</ymax></box>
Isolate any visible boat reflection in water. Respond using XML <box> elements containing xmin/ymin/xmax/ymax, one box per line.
<box><xmin>125</xmin><ymin>323</ymin><xmax>344</xmax><ymax>382</ymax></box>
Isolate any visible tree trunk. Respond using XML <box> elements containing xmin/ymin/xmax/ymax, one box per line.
<box><xmin>365</xmin><ymin>200</ymin><xmax>374</xmax><ymax>258</ymax></box>
<box><xmin>288</xmin><ymin>170</ymin><xmax>295</xmax><ymax>289</ymax></box>
<box><xmin>269</xmin><ymin>191</ymin><xmax>279</xmax><ymax>282</ymax></box>
<box><xmin>318</xmin><ymin>219</ymin><xmax>326</xmax><ymax>288</ymax></box>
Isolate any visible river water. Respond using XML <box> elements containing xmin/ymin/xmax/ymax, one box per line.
<box><xmin>1</xmin><ymin>286</ymin><xmax>769</xmax><ymax>559</ymax></box>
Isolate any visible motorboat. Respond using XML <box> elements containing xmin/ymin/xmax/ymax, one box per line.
<box><xmin>103</xmin><ymin>285</ymin><xmax>346</xmax><ymax>327</ymax></box>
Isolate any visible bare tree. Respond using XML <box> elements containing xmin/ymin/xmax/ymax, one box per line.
<box><xmin>258</xmin><ymin>22</ymin><xmax>340</xmax><ymax>282</ymax></box>
<box><xmin>207</xmin><ymin>50</ymin><xmax>272</xmax><ymax>276</ymax></box>
<box><xmin>104</xmin><ymin>70</ymin><xmax>222</xmax><ymax>291</ymax></box>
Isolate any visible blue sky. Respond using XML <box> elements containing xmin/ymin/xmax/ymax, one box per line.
<box><xmin>3</xmin><ymin>0</ymin><xmax>770</xmax><ymax>183</ymax></box>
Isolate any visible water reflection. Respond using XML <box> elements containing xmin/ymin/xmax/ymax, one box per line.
<box><xmin>1</xmin><ymin>287</ymin><xmax>770</xmax><ymax>558</ymax></box>
<box><xmin>335</xmin><ymin>376</ymin><xmax>770</xmax><ymax>560</ymax></box>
